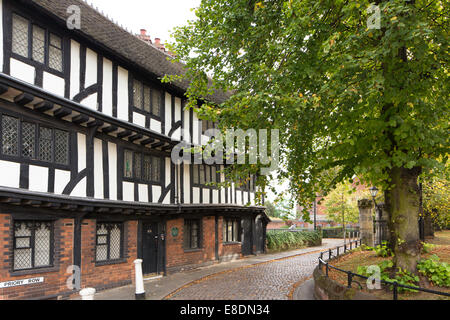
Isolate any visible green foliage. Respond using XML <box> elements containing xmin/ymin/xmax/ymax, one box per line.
<box><xmin>323</xmin><ymin>181</ymin><xmax>370</xmax><ymax>225</ymax></box>
<box><xmin>167</xmin><ymin>0</ymin><xmax>449</xmax><ymax>211</ymax></box>
<box><xmin>421</xmin><ymin>242</ymin><xmax>435</xmax><ymax>254</ymax></box>
<box><xmin>266</xmin><ymin>230</ymin><xmax>321</xmax><ymax>251</ymax></box>
<box><xmin>422</xmin><ymin>167</ymin><xmax>450</xmax><ymax>229</ymax></box>
<box><xmin>417</xmin><ymin>255</ymin><xmax>450</xmax><ymax>287</ymax></box>
<box><xmin>264</xmin><ymin>201</ymin><xmax>279</xmax><ymax>218</ymax></box>
<box><xmin>361</xmin><ymin>241</ymin><xmax>393</xmax><ymax>257</ymax></box>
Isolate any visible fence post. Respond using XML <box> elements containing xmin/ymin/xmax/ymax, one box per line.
<box><xmin>393</xmin><ymin>282</ymin><xmax>398</xmax><ymax>300</ymax></box>
<box><xmin>337</xmin><ymin>246</ymin><xmax>339</xmax><ymax>256</ymax></box>
<box><xmin>329</xmin><ymin>249</ymin><xmax>332</xmax><ymax>260</ymax></box>
<box><xmin>134</xmin><ymin>259</ymin><xmax>146</xmax><ymax>300</ymax></box>
<box><xmin>326</xmin><ymin>263</ymin><xmax>329</xmax><ymax>277</ymax></box>
<box><xmin>79</xmin><ymin>288</ymin><xmax>96</xmax><ymax>300</ymax></box>
<box><xmin>347</xmin><ymin>272</ymin><xmax>353</xmax><ymax>288</ymax></box>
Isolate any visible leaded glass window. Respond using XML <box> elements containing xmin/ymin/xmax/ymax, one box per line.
<box><xmin>184</xmin><ymin>219</ymin><xmax>201</xmax><ymax>249</ymax></box>
<box><xmin>151</xmin><ymin>88</ymin><xmax>161</xmax><ymax>117</ymax></box>
<box><xmin>11</xmin><ymin>15</ymin><xmax>63</xmax><ymax>73</ymax></box>
<box><xmin>12</xmin><ymin>14</ymin><xmax>29</xmax><ymax>57</ymax></box>
<box><xmin>193</xmin><ymin>165</ymin><xmax>199</xmax><ymax>185</ymax></box>
<box><xmin>96</xmin><ymin>222</ymin><xmax>123</xmax><ymax>262</ymax></box>
<box><xmin>2</xmin><ymin>115</ymin><xmax>19</xmax><ymax>156</ymax></box>
<box><xmin>134</xmin><ymin>153</ymin><xmax>142</xmax><ymax>179</ymax></box>
<box><xmin>143</xmin><ymin>155</ymin><xmax>152</xmax><ymax>181</ymax></box>
<box><xmin>1</xmin><ymin>115</ymin><xmax>70</xmax><ymax>166</ymax></box>
<box><xmin>223</xmin><ymin>218</ymin><xmax>241</xmax><ymax>243</ymax></box>
<box><xmin>132</xmin><ymin>78</ymin><xmax>162</xmax><ymax>117</ymax></box>
<box><xmin>13</xmin><ymin>220</ymin><xmax>53</xmax><ymax>271</ymax></box>
<box><xmin>48</xmin><ymin>34</ymin><xmax>62</xmax><ymax>72</ymax></box>
<box><xmin>54</xmin><ymin>129</ymin><xmax>69</xmax><ymax>165</ymax></box>
<box><xmin>32</xmin><ymin>25</ymin><xmax>45</xmax><ymax>63</ymax></box>
<box><xmin>39</xmin><ymin>127</ymin><xmax>53</xmax><ymax>162</ymax></box>
<box><xmin>21</xmin><ymin>122</ymin><xmax>36</xmax><ymax>159</ymax></box>
<box><xmin>152</xmin><ymin>156</ymin><xmax>161</xmax><ymax>182</ymax></box>
<box><xmin>124</xmin><ymin>150</ymin><xmax>133</xmax><ymax>178</ymax></box>
<box><xmin>199</xmin><ymin>165</ymin><xmax>205</xmax><ymax>185</ymax></box>
<box><xmin>133</xmin><ymin>80</ymin><xmax>143</xmax><ymax>110</ymax></box>
<box><xmin>124</xmin><ymin>150</ymin><xmax>161</xmax><ymax>183</ymax></box>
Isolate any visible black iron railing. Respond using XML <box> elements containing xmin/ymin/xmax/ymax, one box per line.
<box><xmin>317</xmin><ymin>240</ymin><xmax>450</xmax><ymax>300</ymax></box>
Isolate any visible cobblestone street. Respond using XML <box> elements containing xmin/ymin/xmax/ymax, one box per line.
<box><xmin>165</xmin><ymin>239</ymin><xmax>343</xmax><ymax>300</ymax></box>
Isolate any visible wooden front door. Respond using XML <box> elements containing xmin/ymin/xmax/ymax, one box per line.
<box><xmin>241</xmin><ymin>217</ymin><xmax>253</xmax><ymax>256</ymax></box>
<box><xmin>142</xmin><ymin>222</ymin><xmax>159</xmax><ymax>275</ymax></box>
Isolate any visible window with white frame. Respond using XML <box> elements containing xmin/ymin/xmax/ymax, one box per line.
<box><xmin>95</xmin><ymin>222</ymin><xmax>124</xmax><ymax>262</ymax></box>
<box><xmin>13</xmin><ymin>220</ymin><xmax>53</xmax><ymax>271</ymax></box>
<box><xmin>12</xmin><ymin>13</ymin><xmax>63</xmax><ymax>72</ymax></box>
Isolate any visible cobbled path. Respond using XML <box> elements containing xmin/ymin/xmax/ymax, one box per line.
<box><xmin>166</xmin><ymin>239</ymin><xmax>344</xmax><ymax>300</ymax></box>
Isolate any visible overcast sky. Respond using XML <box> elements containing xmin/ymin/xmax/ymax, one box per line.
<box><xmin>88</xmin><ymin>0</ymin><xmax>291</xmax><ymax>208</ymax></box>
<box><xmin>89</xmin><ymin>0</ymin><xmax>200</xmax><ymax>45</ymax></box>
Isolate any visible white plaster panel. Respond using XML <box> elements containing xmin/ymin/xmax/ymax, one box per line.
<box><xmin>43</xmin><ymin>72</ymin><xmax>64</xmax><ymax>97</ymax></box>
<box><xmin>133</xmin><ymin>112</ymin><xmax>146</xmax><ymax>128</ymax></box>
<box><xmin>10</xmin><ymin>58</ymin><xmax>34</xmax><ymax>84</ymax></box>
<box><xmin>77</xmin><ymin>133</ymin><xmax>86</xmax><ymax>170</ymax></box>
<box><xmin>183</xmin><ymin>163</ymin><xmax>190</xmax><ymax>204</ymax></box>
<box><xmin>85</xmin><ymin>48</ymin><xmax>98</xmax><ymax>87</ymax></box>
<box><xmin>122</xmin><ymin>182</ymin><xmax>134</xmax><ymax>202</ymax></box>
<box><xmin>0</xmin><ymin>160</ymin><xmax>20</xmax><ymax>188</ymax></box>
<box><xmin>71</xmin><ymin>177</ymin><xmax>86</xmax><ymax>197</ymax></box>
<box><xmin>93</xmin><ymin>138</ymin><xmax>103</xmax><ymax>199</ymax></box>
<box><xmin>28</xmin><ymin>165</ymin><xmax>48</xmax><ymax>192</ymax></box>
<box><xmin>117</xmin><ymin>66</ymin><xmax>129</xmax><ymax>121</ymax></box>
<box><xmin>81</xmin><ymin>93</ymin><xmax>97</xmax><ymax>111</ymax></box>
<box><xmin>138</xmin><ymin>184</ymin><xmax>148</xmax><ymax>203</ymax></box>
<box><xmin>212</xmin><ymin>190</ymin><xmax>219</xmax><ymax>204</ymax></box>
<box><xmin>102</xmin><ymin>58</ymin><xmax>113</xmax><ymax>116</ymax></box>
<box><xmin>192</xmin><ymin>187</ymin><xmax>200</xmax><ymax>204</ymax></box>
<box><xmin>70</xmin><ymin>40</ymin><xmax>80</xmax><ymax>99</ymax></box>
<box><xmin>150</xmin><ymin>119</ymin><xmax>161</xmax><ymax>133</ymax></box>
<box><xmin>108</xmin><ymin>142</ymin><xmax>117</xmax><ymax>200</ymax></box>
<box><xmin>54</xmin><ymin>169</ymin><xmax>70</xmax><ymax>194</ymax></box>
<box><xmin>152</xmin><ymin>185</ymin><xmax>161</xmax><ymax>203</ymax></box>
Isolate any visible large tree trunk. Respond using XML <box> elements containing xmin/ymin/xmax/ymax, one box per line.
<box><xmin>385</xmin><ymin>167</ymin><xmax>421</xmax><ymax>274</ymax></box>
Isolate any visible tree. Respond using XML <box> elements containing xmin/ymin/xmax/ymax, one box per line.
<box><xmin>422</xmin><ymin>169</ymin><xmax>450</xmax><ymax>231</ymax></box>
<box><xmin>264</xmin><ymin>200</ymin><xmax>279</xmax><ymax>218</ymax></box>
<box><xmin>166</xmin><ymin>0</ymin><xmax>449</xmax><ymax>273</ymax></box>
<box><xmin>323</xmin><ymin>182</ymin><xmax>368</xmax><ymax>228</ymax></box>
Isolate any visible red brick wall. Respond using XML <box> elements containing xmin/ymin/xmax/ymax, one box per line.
<box><xmin>79</xmin><ymin>219</ymin><xmax>137</xmax><ymax>292</ymax></box>
<box><xmin>0</xmin><ymin>214</ymin><xmax>74</xmax><ymax>300</ymax></box>
<box><xmin>166</xmin><ymin>216</ymin><xmax>217</xmax><ymax>271</ymax></box>
<box><xmin>218</xmin><ymin>217</ymin><xmax>242</xmax><ymax>260</ymax></box>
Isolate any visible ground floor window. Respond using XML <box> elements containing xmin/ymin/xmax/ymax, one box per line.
<box><xmin>184</xmin><ymin>219</ymin><xmax>201</xmax><ymax>249</ymax></box>
<box><xmin>223</xmin><ymin>218</ymin><xmax>241</xmax><ymax>243</ymax></box>
<box><xmin>13</xmin><ymin>220</ymin><xmax>53</xmax><ymax>271</ymax></box>
<box><xmin>96</xmin><ymin>222</ymin><xmax>124</xmax><ymax>262</ymax></box>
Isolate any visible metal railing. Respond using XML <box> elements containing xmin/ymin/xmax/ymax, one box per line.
<box><xmin>317</xmin><ymin>240</ymin><xmax>450</xmax><ymax>300</ymax></box>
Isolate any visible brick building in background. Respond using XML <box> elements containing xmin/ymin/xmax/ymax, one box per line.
<box><xmin>0</xmin><ymin>0</ymin><xmax>269</xmax><ymax>300</ymax></box>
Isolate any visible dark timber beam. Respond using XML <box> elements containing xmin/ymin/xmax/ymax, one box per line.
<box><xmin>151</xmin><ymin>142</ymin><xmax>165</xmax><ymax>149</ymax></box>
<box><xmin>54</xmin><ymin>107</ymin><xmax>72</xmax><ymax>119</ymax></box>
<box><xmin>102</xmin><ymin>125</ymin><xmax>118</xmax><ymax>134</ymax></box>
<box><xmin>0</xmin><ymin>84</ymin><xmax>8</xmax><ymax>95</ymax></box>
<box><xmin>72</xmin><ymin>114</ymin><xmax>90</xmax><ymax>125</ymax></box>
<box><xmin>14</xmin><ymin>93</ymin><xmax>34</xmax><ymax>105</ymax></box>
<box><xmin>141</xmin><ymin>138</ymin><xmax>155</xmax><ymax>146</ymax></box>
<box><xmin>117</xmin><ymin>130</ymin><xmax>132</xmax><ymax>139</ymax></box>
<box><xmin>86</xmin><ymin>119</ymin><xmax>104</xmax><ymax>128</ymax></box>
<box><xmin>128</xmin><ymin>134</ymin><xmax>143</xmax><ymax>143</ymax></box>
<box><xmin>34</xmin><ymin>101</ymin><xmax>54</xmax><ymax>112</ymax></box>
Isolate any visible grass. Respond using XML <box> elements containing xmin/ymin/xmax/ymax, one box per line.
<box><xmin>327</xmin><ymin>230</ymin><xmax>450</xmax><ymax>300</ymax></box>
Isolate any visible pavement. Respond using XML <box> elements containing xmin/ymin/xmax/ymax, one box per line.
<box><xmin>76</xmin><ymin>238</ymin><xmax>344</xmax><ymax>300</ymax></box>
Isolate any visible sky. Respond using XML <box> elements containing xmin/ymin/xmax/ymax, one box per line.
<box><xmin>88</xmin><ymin>0</ymin><xmax>200</xmax><ymax>45</ymax></box>
<box><xmin>88</xmin><ymin>0</ymin><xmax>292</xmax><ymax>209</ymax></box>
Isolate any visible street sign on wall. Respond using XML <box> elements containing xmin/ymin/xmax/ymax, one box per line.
<box><xmin>0</xmin><ymin>277</ymin><xmax>44</xmax><ymax>288</ymax></box>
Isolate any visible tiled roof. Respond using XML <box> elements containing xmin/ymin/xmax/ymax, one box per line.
<box><xmin>25</xmin><ymin>0</ymin><xmax>229</xmax><ymax>104</ymax></box>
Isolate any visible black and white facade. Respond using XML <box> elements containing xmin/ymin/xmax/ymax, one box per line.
<box><xmin>0</xmin><ymin>0</ymin><xmax>268</xmax><ymax>300</ymax></box>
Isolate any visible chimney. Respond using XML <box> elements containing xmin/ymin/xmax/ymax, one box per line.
<box><xmin>137</xmin><ymin>29</ymin><xmax>152</xmax><ymax>44</ymax></box>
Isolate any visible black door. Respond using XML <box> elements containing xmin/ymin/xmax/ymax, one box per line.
<box><xmin>241</xmin><ymin>217</ymin><xmax>253</xmax><ymax>256</ymax></box>
<box><xmin>142</xmin><ymin>222</ymin><xmax>159</xmax><ymax>275</ymax></box>
<box><xmin>255</xmin><ymin>217</ymin><xmax>264</xmax><ymax>254</ymax></box>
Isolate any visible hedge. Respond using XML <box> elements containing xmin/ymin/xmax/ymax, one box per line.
<box><xmin>266</xmin><ymin>230</ymin><xmax>322</xmax><ymax>252</ymax></box>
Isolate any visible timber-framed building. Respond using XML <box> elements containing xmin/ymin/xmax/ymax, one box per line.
<box><xmin>0</xmin><ymin>0</ymin><xmax>268</xmax><ymax>300</ymax></box>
